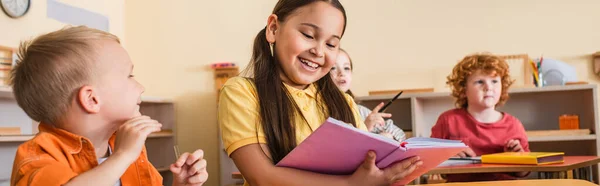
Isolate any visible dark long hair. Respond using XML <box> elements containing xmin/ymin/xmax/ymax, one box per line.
<box><xmin>241</xmin><ymin>0</ymin><xmax>355</xmax><ymax>164</ymax></box>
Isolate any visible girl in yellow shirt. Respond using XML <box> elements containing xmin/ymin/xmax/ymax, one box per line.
<box><xmin>218</xmin><ymin>1</ymin><xmax>423</xmax><ymax>185</ymax></box>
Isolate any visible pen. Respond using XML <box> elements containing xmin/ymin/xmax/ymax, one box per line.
<box><xmin>379</xmin><ymin>91</ymin><xmax>403</xmax><ymax>113</ymax></box>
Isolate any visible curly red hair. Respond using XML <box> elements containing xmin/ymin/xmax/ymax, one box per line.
<box><xmin>446</xmin><ymin>53</ymin><xmax>514</xmax><ymax>108</ymax></box>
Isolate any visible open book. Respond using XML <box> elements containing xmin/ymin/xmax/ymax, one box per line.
<box><xmin>276</xmin><ymin>117</ymin><xmax>467</xmax><ymax>185</ymax></box>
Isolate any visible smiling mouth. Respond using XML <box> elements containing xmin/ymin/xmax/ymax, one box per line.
<box><xmin>299</xmin><ymin>57</ymin><xmax>321</xmax><ymax>70</ymax></box>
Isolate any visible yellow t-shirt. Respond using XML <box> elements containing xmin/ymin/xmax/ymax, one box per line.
<box><xmin>219</xmin><ymin>76</ymin><xmax>367</xmax><ymax>157</ymax></box>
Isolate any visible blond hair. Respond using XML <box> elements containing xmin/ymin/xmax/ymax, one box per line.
<box><xmin>446</xmin><ymin>53</ymin><xmax>514</xmax><ymax>109</ymax></box>
<box><xmin>10</xmin><ymin>25</ymin><xmax>120</xmax><ymax>124</ymax></box>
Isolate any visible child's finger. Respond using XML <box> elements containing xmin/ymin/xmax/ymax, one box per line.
<box><xmin>514</xmin><ymin>146</ymin><xmax>522</xmax><ymax>152</ymax></box>
<box><xmin>123</xmin><ymin>116</ymin><xmax>152</xmax><ymax>127</ymax></box>
<box><xmin>132</xmin><ymin>120</ymin><xmax>160</xmax><ymax>131</ymax></box>
<box><xmin>138</xmin><ymin>124</ymin><xmax>163</xmax><ymax>138</ymax></box>
<box><xmin>175</xmin><ymin>152</ymin><xmax>190</xmax><ymax>167</ymax></box>
<box><xmin>392</xmin><ymin>159</ymin><xmax>422</xmax><ymax>181</ymax></box>
<box><xmin>386</xmin><ymin>156</ymin><xmax>421</xmax><ymax>179</ymax></box>
<box><xmin>371</xmin><ymin>102</ymin><xmax>385</xmax><ymax>113</ymax></box>
<box><xmin>380</xmin><ymin>113</ymin><xmax>392</xmax><ymax>119</ymax></box>
<box><xmin>361</xmin><ymin>151</ymin><xmax>376</xmax><ymax>170</ymax></box>
<box><xmin>186</xmin><ymin>149</ymin><xmax>205</xmax><ymax>165</ymax></box>
<box><xmin>465</xmin><ymin>149</ymin><xmax>476</xmax><ymax>157</ymax></box>
<box><xmin>509</xmin><ymin>140</ymin><xmax>519</xmax><ymax>149</ymax></box>
<box><xmin>187</xmin><ymin>171</ymin><xmax>209</xmax><ymax>185</ymax></box>
<box><xmin>170</xmin><ymin>163</ymin><xmax>182</xmax><ymax>174</ymax></box>
<box><xmin>506</xmin><ymin>139</ymin><xmax>516</xmax><ymax>146</ymax></box>
<box><xmin>188</xmin><ymin>159</ymin><xmax>207</xmax><ymax>175</ymax></box>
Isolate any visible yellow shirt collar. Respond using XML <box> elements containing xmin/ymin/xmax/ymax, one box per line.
<box><xmin>282</xmin><ymin>82</ymin><xmax>317</xmax><ymax>98</ymax></box>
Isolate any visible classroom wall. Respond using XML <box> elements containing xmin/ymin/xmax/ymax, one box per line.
<box><xmin>123</xmin><ymin>1</ymin><xmax>600</xmax><ymax>186</ymax></box>
<box><xmin>344</xmin><ymin>0</ymin><xmax>600</xmax><ymax>95</ymax></box>
<box><xmin>0</xmin><ymin>0</ymin><xmax>125</xmax><ymax>47</ymax></box>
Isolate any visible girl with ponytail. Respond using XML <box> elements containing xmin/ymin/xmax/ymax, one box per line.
<box><xmin>218</xmin><ymin>1</ymin><xmax>422</xmax><ymax>185</ymax></box>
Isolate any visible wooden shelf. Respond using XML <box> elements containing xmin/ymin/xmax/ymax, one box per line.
<box><xmin>524</xmin><ymin>129</ymin><xmax>595</xmax><ymax>142</ymax></box>
<box><xmin>526</xmin><ymin>129</ymin><xmax>590</xmax><ymax>137</ymax></box>
<box><xmin>148</xmin><ymin>130</ymin><xmax>174</xmax><ymax>138</ymax></box>
<box><xmin>528</xmin><ymin>134</ymin><xmax>596</xmax><ymax>142</ymax></box>
<box><xmin>0</xmin><ymin>130</ymin><xmax>172</xmax><ymax>142</ymax></box>
<box><xmin>356</xmin><ymin>84</ymin><xmax>597</xmax><ymax>101</ymax></box>
<box><xmin>0</xmin><ymin>135</ymin><xmax>34</xmax><ymax>142</ymax></box>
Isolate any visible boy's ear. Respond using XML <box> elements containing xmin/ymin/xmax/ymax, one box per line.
<box><xmin>265</xmin><ymin>14</ymin><xmax>279</xmax><ymax>44</ymax></box>
<box><xmin>77</xmin><ymin>85</ymin><xmax>100</xmax><ymax>114</ymax></box>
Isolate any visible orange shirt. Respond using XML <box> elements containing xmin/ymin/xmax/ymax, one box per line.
<box><xmin>11</xmin><ymin>123</ymin><xmax>163</xmax><ymax>186</ymax></box>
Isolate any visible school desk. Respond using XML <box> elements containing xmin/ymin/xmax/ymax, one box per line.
<box><xmin>426</xmin><ymin>156</ymin><xmax>600</xmax><ymax>182</ymax></box>
<box><xmin>414</xmin><ymin>179</ymin><xmax>596</xmax><ymax>186</ymax></box>
<box><xmin>231</xmin><ymin>156</ymin><xmax>600</xmax><ymax>182</ymax></box>
<box><xmin>231</xmin><ymin>173</ymin><xmax>596</xmax><ymax>186</ymax></box>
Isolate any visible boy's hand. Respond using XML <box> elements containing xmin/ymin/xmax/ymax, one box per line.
<box><xmin>171</xmin><ymin>149</ymin><xmax>208</xmax><ymax>186</ymax></box>
<box><xmin>349</xmin><ymin>151</ymin><xmax>422</xmax><ymax>186</ymax></box>
<box><xmin>505</xmin><ymin>139</ymin><xmax>524</xmax><ymax>152</ymax></box>
<box><xmin>365</xmin><ymin>102</ymin><xmax>392</xmax><ymax>131</ymax></box>
<box><xmin>113</xmin><ymin>116</ymin><xmax>162</xmax><ymax>163</ymax></box>
<box><xmin>455</xmin><ymin>147</ymin><xmax>476</xmax><ymax>158</ymax></box>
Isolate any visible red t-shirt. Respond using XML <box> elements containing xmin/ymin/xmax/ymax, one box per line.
<box><xmin>431</xmin><ymin>108</ymin><xmax>530</xmax><ymax>182</ymax></box>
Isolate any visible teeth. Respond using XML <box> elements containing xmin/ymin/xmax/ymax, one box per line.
<box><xmin>300</xmin><ymin>58</ymin><xmax>319</xmax><ymax>68</ymax></box>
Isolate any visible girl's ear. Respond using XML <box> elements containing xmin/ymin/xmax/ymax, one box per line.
<box><xmin>265</xmin><ymin>14</ymin><xmax>279</xmax><ymax>44</ymax></box>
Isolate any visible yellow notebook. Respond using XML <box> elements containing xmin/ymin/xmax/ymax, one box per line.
<box><xmin>481</xmin><ymin>152</ymin><xmax>564</xmax><ymax>165</ymax></box>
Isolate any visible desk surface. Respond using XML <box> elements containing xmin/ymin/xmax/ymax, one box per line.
<box><xmin>414</xmin><ymin>179</ymin><xmax>596</xmax><ymax>186</ymax></box>
<box><xmin>428</xmin><ymin>156</ymin><xmax>600</xmax><ymax>174</ymax></box>
<box><xmin>231</xmin><ymin>156</ymin><xmax>600</xmax><ymax>179</ymax></box>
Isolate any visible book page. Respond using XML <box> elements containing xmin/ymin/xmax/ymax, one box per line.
<box><xmin>327</xmin><ymin>117</ymin><xmax>399</xmax><ymax>146</ymax></box>
<box><xmin>404</xmin><ymin>137</ymin><xmax>467</xmax><ymax>148</ymax></box>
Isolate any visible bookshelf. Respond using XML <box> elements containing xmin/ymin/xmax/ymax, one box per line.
<box><xmin>356</xmin><ymin>84</ymin><xmax>600</xmax><ymax>183</ymax></box>
<box><xmin>0</xmin><ymin>87</ymin><xmax>177</xmax><ymax>186</ymax></box>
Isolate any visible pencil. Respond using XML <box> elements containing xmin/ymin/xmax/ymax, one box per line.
<box><xmin>174</xmin><ymin>145</ymin><xmax>181</xmax><ymax>160</ymax></box>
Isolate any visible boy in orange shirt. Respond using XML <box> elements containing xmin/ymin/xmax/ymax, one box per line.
<box><xmin>10</xmin><ymin>26</ymin><xmax>208</xmax><ymax>186</ymax></box>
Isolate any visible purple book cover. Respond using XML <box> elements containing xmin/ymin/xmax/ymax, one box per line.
<box><xmin>276</xmin><ymin>117</ymin><xmax>467</xmax><ymax>185</ymax></box>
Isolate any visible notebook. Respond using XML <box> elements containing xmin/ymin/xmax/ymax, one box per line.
<box><xmin>439</xmin><ymin>157</ymin><xmax>482</xmax><ymax>167</ymax></box>
<box><xmin>481</xmin><ymin>152</ymin><xmax>565</xmax><ymax>165</ymax></box>
<box><xmin>275</xmin><ymin>117</ymin><xmax>468</xmax><ymax>185</ymax></box>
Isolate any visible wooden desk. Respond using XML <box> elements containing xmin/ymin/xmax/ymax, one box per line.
<box><xmin>232</xmin><ymin>156</ymin><xmax>600</xmax><ymax>181</ymax></box>
<box><xmin>414</xmin><ymin>179</ymin><xmax>596</xmax><ymax>186</ymax></box>
<box><xmin>430</xmin><ymin>156</ymin><xmax>600</xmax><ymax>174</ymax></box>
<box><xmin>231</xmin><ymin>174</ymin><xmax>595</xmax><ymax>186</ymax></box>
<box><xmin>426</xmin><ymin>156</ymin><xmax>600</xmax><ymax>182</ymax></box>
